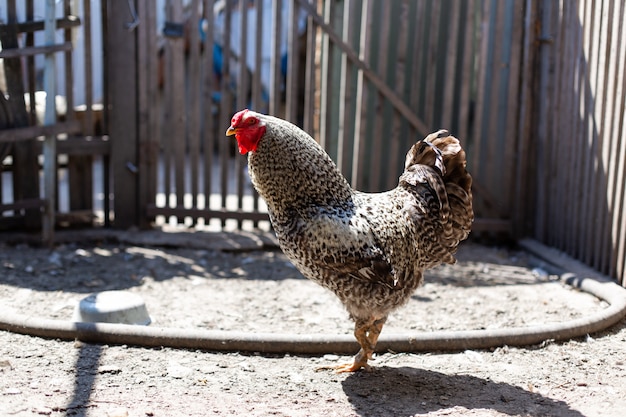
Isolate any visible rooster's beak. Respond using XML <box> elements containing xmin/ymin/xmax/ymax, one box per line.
<box><xmin>225</xmin><ymin>126</ymin><xmax>237</xmax><ymax>136</ymax></box>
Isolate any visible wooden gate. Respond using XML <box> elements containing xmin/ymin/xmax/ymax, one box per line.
<box><xmin>0</xmin><ymin>0</ymin><xmax>108</xmax><ymax>243</ymax></box>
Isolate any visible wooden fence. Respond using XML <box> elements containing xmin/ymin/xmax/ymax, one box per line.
<box><xmin>0</xmin><ymin>0</ymin><xmax>108</xmax><ymax>243</ymax></box>
<box><xmin>1</xmin><ymin>0</ymin><xmax>626</xmax><ymax>286</ymax></box>
<box><xmin>524</xmin><ymin>0</ymin><xmax>626</xmax><ymax>283</ymax></box>
<box><xmin>123</xmin><ymin>0</ymin><xmax>521</xmax><ymax>234</ymax></box>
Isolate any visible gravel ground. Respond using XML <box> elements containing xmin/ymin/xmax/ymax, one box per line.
<box><xmin>0</xmin><ymin>230</ymin><xmax>625</xmax><ymax>417</ymax></box>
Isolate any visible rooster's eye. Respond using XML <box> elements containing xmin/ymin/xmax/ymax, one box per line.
<box><xmin>246</xmin><ymin>117</ymin><xmax>256</xmax><ymax>126</ymax></box>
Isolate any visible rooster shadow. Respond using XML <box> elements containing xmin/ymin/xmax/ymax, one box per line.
<box><xmin>341</xmin><ymin>366</ymin><xmax>584</xmax><ymax>417</ymax></box>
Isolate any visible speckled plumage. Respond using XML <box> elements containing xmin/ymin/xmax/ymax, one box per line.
<box><xmin>228</xmin><ymin>110</ymin><xmax>473</xmax><ymax>371</ymax></box>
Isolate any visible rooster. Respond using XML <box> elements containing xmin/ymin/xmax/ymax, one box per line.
<box><xmin>226</xmin><ymin>109</ymin><xmax>473</xmax><ymax>372</ymax></box>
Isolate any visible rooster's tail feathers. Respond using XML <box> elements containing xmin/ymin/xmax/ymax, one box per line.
<box><xmin>403</xmin><ymin>130</ymin><xmax>474</xmax><ymax>253</ymax></box>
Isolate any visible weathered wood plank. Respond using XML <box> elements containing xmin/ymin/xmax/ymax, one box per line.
<box><xmin>441</xmin><ymin>0</ymin><xmax>462</xmax><ymax>131</ymax></box>
<box><xmin>0</xmin><ymin>121</ymin><xmax>81</xmax><ymax>143</ymax></box>
<box><xmin>202</xmin><ymin>0</ymin><xmax>216</xmax><ymax>210</ymax></box>
<box><xmin>269</xmin><ymin>0</ymin><xmax>283</xmax><ymax>116</ymax></box>
<box><xmin>351</xmin><ymin>0</ymin><xmax>372</xmax><ymax>190</ymax></box>
<box><xmin>0</xmin><ymin>41</ymin><xmax>72</xmax><ymax>58</ymax></box>
<box><xmin>137</xmin><ymin>0</ymin><xmax>159</xmax><ymax>228</ymax></box>
<box><xmin>2</xmin><ymin>0</ymin><xmax>40</xmax><ymax>229</ymax></box>
<box><xmin>107</xmin><ymin>0</ymin><xmax>138</xmax><ymax>228</ymax></box>
<box><xmin>0</xmin><ymin>16</ymin><xmax>80</xmax><ymax>34</ymax></box>
<box><xmin>606</xmin><ymin>0</ymin><xmax>626</xmax><ymax>280</ymax></box>
<box><xmin>188</xmin><ymin>0</ymin><xmax>202</xmax><ymax>221</ymax></box>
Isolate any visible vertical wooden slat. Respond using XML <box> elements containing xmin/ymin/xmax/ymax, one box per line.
<box><xmin>369</xmin><ymin>0</ymin><xmax>390</xmax><ymax>191</ymax></box>
<box><xmin>302</xmin><ymin>0</ymin><xmax>316</xmax><ymax>135</ymax></box>
<box><xmin>269</xmin><ymin>0</ymin><xmax>282</xmax><ymax>116</ymax></box>
<box><xmin>162</xmin><ymin>4</ymin><xmax>173</xmax><ymax>217</ymax></box>
<box><xmin>236</xmin><ymin>0</ymin><xmax>249</xmax><ymax>227</ymax></box>
<box><xmin>100</xmin><ymin>0</ymin><xmax>110</xmax><ymax>226</ymax></box>
<box><xmin>576</xmin><ymin>0</ymin><xmax>592</xmax><ymax>257</ymax></box>
<box><xmin>485</xmin><ymin>0</ymin><xmax>505</xmax><ymax>210</ymax></box>
<box><xmin>513</xmin><ymin>0</ymin><xmax>535</xmax><ymax>238</ymax></box>
<box><xmin>202</xmin><ymin>0</ymin><xmax>216</xmax><ymax>218</ymax></box>
<box><xmin>108</xmin><ymin>0</ymin><xmax>138</xmax><ymax>228</ymax></box>
<box><xmin>407</xmin><ymin>0</ymin><xmax>427</xmax><ymax>144</ymax></box>
<box><xmin>318</xmin><ymin>0</ymin><xmax>333</xmax><ymax>149</ymax></box>
<box><xmin>423</xmin><ymin>0</ymin><xmax>441</xmax><ymax>130</ymax></box>
<box><xmin>571</xmin><ymin>0</ymin><xmax>590</xmax><ymax>259</ymax></box>
<box><xmin>137</xmin><ymin>0</ymin><xmax>159</xmax><ymax>228</ymax></box>
<box><xmin>606</xmin><ymin>0</ymin><xmax>626</xmax><ymax>280</ymax></box>
<box><xmin>594</xmin><ymin>0</ymin><xmax>616</xmax><ymax>272</ymax></box>
<box><xmin>42</xmin><ymin>0</ymin><xmax>57</xmax><ymax>243</ymax></box>
<box><xmin>471</xmin><ymin>0</ymin><xmax>491</xmax><ymax>217</ymax></box>
<box><xmin>251</xmin><ymin>0</ymin><xmax>264</xmax><ymax>112</ymax></box>
<box><xmin>414</xmin><ymin>0</ymin><xmax>432</xmax><ymax>120</ymax></box>
<box><xmin>26</xmin><ymin>0</ymin><xmax>37</xmax><ymax>126</ymax></box>
<box><xmin>615</xmin><ymin>52</ymin><xmax>626</xmax><ymax>283</ymax></box>
<box><xmin>285</xmin><ymin>0</ymin><xmax>300</xmax><ymax>123</ymax></box>
<box><xmin>351</xmin><ymin>0</ymin><xmax>372</xmax><ymax>190</ymax></box>
<box><xmin>219</xmin><ymin>0</ymin><xmax>233</xmax><ymax>225</ymax></box>
<box><xmin>441</xmin><ymin>0</ymin><xmax>462</xmax><ymax>131</ymax></box>
<box><xmin>546</xmin><ymin>0</ymin><xmax>562</xmax><ymax>248</ymax></box>
<box><xmin>67</xmin><ymin>0</ymin><xmax>93</xmax><ymax>216</ymax></box>
<box><xmin>397</xmin><ymin>0</ymin><xmax>419</xmax><ymax>161</ymax></box>
<box><xmin>171</xmin><ymin>0</ymin><xmax>186</xmax><ymax>222</ymax></box>
<box><xmin>3</xmin><ymin>0</ymin><xmax>40</xmax><ymax>228</ymax></box>
<box><xmin>458</xmin><ymin>0</ymin><xmax>475</xmax><ymax>144</ymax></box>
<box><xmin>561</xmin><ymin>0</ymin><xmax>579</xmax><ymax>255</ymax></box>
<box><xmin>580</xmin><ymin>0</ymin><xmax>601</xmax><ymax>265</ymax></box>
<box><xmin>336</xmin><ymin>0</ymin><xmax>353</xmax><ymax>178</ymax></box>
<box><xmin>385</xmin><ymin>0</ymin><xmax>406</xmax><ymax>191</ymax></box>
<box><xmin>251</xmin><ymin>0</ymin><xmax>264</xmax><ymax>225</ymax></box>
<box><xmin>536</xmin><ymin>0</ymin><xmax>556</xmax><ymax>241</ymax></box>
<box><xmin>502</xmin><ymin>0</ymin><xmax>523</xmax><ymax>217</ymax></box>
<box><xmin>188</xmin><ymin>0</ymin><xmax>202</xmax><ymax>222</ymax></box>
<box><xmin>83</xmin><ymin>0</ymin><xmax>94</xmax><ymax>136</ymax></box>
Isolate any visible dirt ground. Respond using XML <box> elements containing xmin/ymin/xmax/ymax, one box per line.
<box><xmin>0</xmin><ymin>229</ymin><xmax>625</xmax><ymax>417</ymax></box>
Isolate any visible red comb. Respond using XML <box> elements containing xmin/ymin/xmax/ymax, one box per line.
<box><xmin>231</xmin><ymin>109</ymin><xmax>249</xmax><ymax>125</ymax></box>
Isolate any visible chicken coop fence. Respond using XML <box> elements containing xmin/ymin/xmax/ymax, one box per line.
<box><xmin>1</xmin><ymin>0</ymin><xmax>625</xmax><ymax>287</ymax></box>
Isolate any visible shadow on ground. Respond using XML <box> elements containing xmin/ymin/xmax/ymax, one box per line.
<box><xmin>342</xmin><ymin>366</ymin><xmax>583</xmax><ymax>417</ymax></box>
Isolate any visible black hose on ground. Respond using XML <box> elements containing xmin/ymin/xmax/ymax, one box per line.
<box><xmin>1</xmin><ymin>240</ymin><xmax>625</xmax><ymax>354</ymax></box>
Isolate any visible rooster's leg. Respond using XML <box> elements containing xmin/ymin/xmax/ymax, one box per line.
<box><xmin>332</xmin><ymin>316</ymin><xmax>387</xmax><ymax>373</ymax></box>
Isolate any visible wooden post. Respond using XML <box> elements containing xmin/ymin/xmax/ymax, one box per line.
<box><xmin>42</xmin><ymin>0</ymin><xmax>57</xmax><ymax>244</ymax></box>
<box><xmin>107</xmin><ymin>0</ymin><xmax>138</xmax><ymax>228</ymax></box>
<box><xmin>1</xmin><ymin>1</ymin><xmax>40</xmax><ymax>230</ymax></box>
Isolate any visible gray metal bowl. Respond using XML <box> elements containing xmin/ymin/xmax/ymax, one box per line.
<box><xmin>73</xmin><ymin>291</ymin><xmax>151</xmax><ymax>325</ymax></box>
